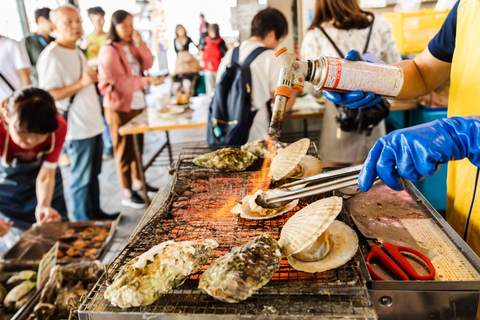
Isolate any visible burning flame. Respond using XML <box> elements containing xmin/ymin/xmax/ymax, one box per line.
<box><xmin>213</xmin><ymin>137</ymin><xmax>279</xmax><ymax>219</ymax></box>
<box><xmin>213</xmin><ymin>196</ymin><xmax>238</xmax><ymax>218</ymax></box>
<box><xmin>250</xmin><ymin>136</ymin><xmax>277</xmax><ymax>190</ymax></box>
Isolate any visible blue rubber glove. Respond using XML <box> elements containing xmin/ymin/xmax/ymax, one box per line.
<box><xmin>359</xmin><ymin>117</ymin><xmax>480</xmax><ymax>191</ymax></box>
<box><xmin>322</xmin><ymin>50</ymin><xmax>383</xmax><ymax>109</ymax></box>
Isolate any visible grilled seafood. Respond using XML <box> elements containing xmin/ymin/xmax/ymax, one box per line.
<box><xmin>269</xmin><ymin>138</ymin><xmax>310</xmax><ymax>181</ymax></box>
<box><xmin>284</xmin><ymin>155</ymin><xmax>323</xmax><ymax>179</ymax></box>
<box><xmin>105</xmin><ymin>239</ymin><xmax>218</xmax><ymax>308</ymax></box>
<box><xmin>241</xmin><ymin>139</ymin><xmax>288</xmax><ymax>159</ymax></box>
<box><xmin>199</xmin><ymin>234</ymin><xmax>282</xmax><ymax>303</ymax></box>
<box><xmin>279</xmin><ymin>196</ymin><xmax>358</xmax><ymax>273</ymax></box>
<box><xmin>3</xmin><ymin>280</ymin><xmax>36</xmax><ymax>311</ymax></box>
<box><xmin>231</xmin><ymin>189</ymin><xmax>298</xmax><ymax>220</ymax></box>
<box><xmin>26</xmin><ymin>261</ymin><xmax>104</xmax><ymax>320</ymax></box>
<box><xmin>193</xmin><ymin>148</ymin><xmax>257</xmax><ymax>171</ymax></box>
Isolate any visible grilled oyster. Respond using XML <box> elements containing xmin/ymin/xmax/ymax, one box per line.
<box><xmin>193</xmin><ymin>148</ymin><xmax>258</xmax><ymax>171</ymax></box>
<box><xmin>241</xmin><ymin>139</ymin><xmax>288</xmax><ymax>159</ymax></box>
<box><xmin>199</xmin><ymin>234</ymin><xmax>282</xmax><ymax>303</ymax></box>
<box><xmin>105</xmin><ymin>239</ymin><xmax>218</xmax><ymax>308</ymax></box>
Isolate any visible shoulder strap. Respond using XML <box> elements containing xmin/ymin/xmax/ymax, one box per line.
<box><xmin>231</xmin><ymin>46</ymin><xmax>240</xmax><ymax>63</ymax></box>
<box><xmin>319</xmin><ymin>27</ymin><xmax>344</xmax><ymax>58</ymax></box>
<box><xmin>320</xmin><ymin>20</ymin><xmax>375</xmax><ymax>58</ymax></box>
<box><xmin>363</xmin><ymin>22</ymin><xmax>374</xmax><ymax>54</ymax></box>
<box><xmin>242</xmin><ymin>46</ymin><xmax>270</xmax><ymax>66</ymax></box>
<box><xmin>0</xmin><ymin>71</ymin><xmax>16</xmax><ymax>92</ymax></box>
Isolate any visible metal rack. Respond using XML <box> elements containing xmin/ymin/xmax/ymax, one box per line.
<box><xmin>78</xmin><ymin>145</ymin><xmax>376</xmax><ymax>319</ymax></box>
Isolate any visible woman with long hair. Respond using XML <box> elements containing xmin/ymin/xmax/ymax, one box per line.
<box><xmin>301</xmin><ymin>0</ymin><xmax>401</xmax><ymax>167</ymax></box>
<box><xmin>97</xmin><ymin>10</ymin><xmax>164</xmax><ymax>209</ymax></box>
<box><xmin>0</xmin><ymin>87</ymin><xmax>67</xmax><ymax>250</ymax></box>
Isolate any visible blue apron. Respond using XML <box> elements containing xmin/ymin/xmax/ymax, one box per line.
<box><xmin>0</xmin><ymin>133</ymin><xmax>68</xmax><ymax>230</ymax></box>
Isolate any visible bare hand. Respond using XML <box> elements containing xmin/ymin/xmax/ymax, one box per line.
<box><xmin>79</xmin><ymin>38</ymin><xmax>91</xmax><ymax>51</ymax></box>
<box><xmin>0</xmin><ymin>217</ymin><xmax>13</xmax><ymax>237</ymax></box>
<box><xmin>147</xmin><ymin>76</ymin><xmax>164</xmax><ymax>86</ymax></box>
<box><xmin>80</xmin><ymin>69</ymin><xmax>98</xmax><ymax>88</ymax></box>
<box><xmin>35</xmin><ymin>206</ymin><xmax>62</xmax><ymax>225</ymax></box>
<box><xmin>132</xmin><ymin>30</ymin><xmax>145</xmax><ymax>46</ymax></box>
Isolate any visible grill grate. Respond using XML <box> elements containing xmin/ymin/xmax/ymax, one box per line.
<box><xmin>79</xmin><ymin>145</ymin><xmax>376</xmax><ymax>319</ymax></box>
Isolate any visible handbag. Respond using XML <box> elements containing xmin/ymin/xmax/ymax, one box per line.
<box><xmin>320</xmin><ymin>23</ymin><xmax>390</xmax><ymax>136</ymax></box>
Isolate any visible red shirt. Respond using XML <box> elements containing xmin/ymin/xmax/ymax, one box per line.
<box><xmin>0</xmin><ymin>115</ymin><xmax>67</xmax><ymax>165</ymax></box>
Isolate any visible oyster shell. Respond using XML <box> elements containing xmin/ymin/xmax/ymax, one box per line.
<box><xmin>287</xmin><ymin>221</ymin><xmax>358</xmax><ymax>273</ymax></box>
<box><xmin>241</xmin><ymin>139</ymin><xmax>288</xmax><ymax>159</ymax></box>
<box><xmin>193</xmin><ymin>148</ymin><xmax>257</xmax><ymax>171</ymax></box>
<box><xmin>231</xmin><ymin>189</ymin><xmax>299</xmax><ymax>220</ymax></box>
<box><xmin>199</xmin><ymin>234</ymin><xmax>282</xmax><ymax>303</ymax></box>
<box><xmin>105</xmin><ymin>239</ymin><xmax>218</xmax><ymax>308</ymax></box>
<box><xmin>278</xmin><ymin>196</ymin><xmax>343</xmax><ymax>257</ymax></box>
<box><xmin>269</xmin><ymin>138</ymin><xmax>310</xmax><ymax>181</ymax></box>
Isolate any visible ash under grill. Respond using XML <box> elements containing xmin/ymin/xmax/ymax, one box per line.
<box><xmin>79</xmin><ymin>146</ymin><xmax>376</xmax><ymax>319</ymax></box>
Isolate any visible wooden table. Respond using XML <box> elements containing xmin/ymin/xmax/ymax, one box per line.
<box><xmin>119</xmin><ymin>106</ymin><xmax>207</xmax><ymax>205</ymax></box>
<box><xmin>120</xmin><ymin>98</ymin><xmax>417</xmax><ymax>205</ymax></box>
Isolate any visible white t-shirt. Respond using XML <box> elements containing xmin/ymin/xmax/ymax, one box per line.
<box><xmin>0</xmin><ymin>37</ymin><xmax>30</xmax><ymax>102</ymax></box>
<box><xmin>122</xmin><ymin>45</ymin><xmax>146</xmax><ymax>110</ymax></box>
<box><xmin>37</xmin><ymin>42</ymin><xmax>104</xmax><ymax>141</ymax></box>
<box><xmin>216</xmin><ymin>40</ymin><xmax>280</xmax><ymax>141</ymax></box>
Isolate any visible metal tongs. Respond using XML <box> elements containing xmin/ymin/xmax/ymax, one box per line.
<box><xmin>255</xmin><ymin>164</ymin><xmax>364</xmax><ymax>208</ymax></box>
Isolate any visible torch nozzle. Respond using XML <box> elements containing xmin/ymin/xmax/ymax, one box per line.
<box><xmin>268</xmin><ymin>95</ymin><xmax>288</xmax><ymax>139</ymax></box>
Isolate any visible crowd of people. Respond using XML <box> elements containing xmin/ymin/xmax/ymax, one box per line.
<box><xmin>1</xmin><ymin>0</ymin><xmax>480</xmax><ymax>264</ymax></box>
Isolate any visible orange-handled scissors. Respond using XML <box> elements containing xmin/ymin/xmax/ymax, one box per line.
<box><xmin>351</xmin><ymin>215</ymin><xmax>435</xmax><ymax>281</ymax></box>
<box><xmin>366</xmin><ymin>241</ymin><xmax>435</xmax><ymax>281</ymax></box>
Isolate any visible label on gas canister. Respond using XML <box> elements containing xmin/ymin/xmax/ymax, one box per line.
<box><xmin>322</xmin><ymin>56</ymin><xmax>404</xmax><ymax>98</ymax></box>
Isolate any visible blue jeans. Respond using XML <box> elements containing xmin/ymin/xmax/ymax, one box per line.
<box><xmin>64</xmin><ymin>134</ymin><xmax>103</xmax><ymax>221</ymax></box>
<box><xmin>102</xmin><ymin>116</ymin><xmax>113</xmax><ymax>152</ymax></box>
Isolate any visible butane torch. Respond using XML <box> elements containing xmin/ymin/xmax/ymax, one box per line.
<box><xmin>268</xmin><ymin>47</ymin><xmax>404</xmax><ymax>138</ymax></box>
<box><xmin>269</xmin><ymin>47</ymin><xmax>315</xmax><ymax>139</ymax></box>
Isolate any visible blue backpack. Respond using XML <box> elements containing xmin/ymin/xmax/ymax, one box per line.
<box><xmin>207</xmin><ymin>46</ymin><xmax>270</xmax><ymax>146</ymax></box>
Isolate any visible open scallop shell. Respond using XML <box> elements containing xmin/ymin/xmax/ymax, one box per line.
<box><xmin>284</xmin><ymin>155</ymin><xmax>323</xmax><ymax>179</ymax></box>
<box><xmin>231</xmin><ymin>189</ymin><xmax>299</xmax><ymax>220</ymax></box>
<box><xmin>278</xmin><ymin>196</ymin><xmax>343</xmax><ymax>257</ymax></box>
<box><xmin>269</xmin><ymin>138</ymin><xmax>310</xmax><ymax>181</ymax></box>
<box><xmin>287</xmin><ymin>220</ymin><xmax>358</xmax><ymax>273</ymax></box>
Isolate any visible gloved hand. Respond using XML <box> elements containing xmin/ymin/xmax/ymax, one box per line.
<box><xmin>359</xmin><ymin>117</ymin><xmax>480</xmax><ymax>191</ymax></box>
<box><xmin>323</xmin><ymin>50</ymin><xmax>383</xmax><ymax>108</ymax></box>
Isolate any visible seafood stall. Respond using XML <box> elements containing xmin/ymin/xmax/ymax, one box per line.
<box><xmin>75</xmin><ymin>139</ymin><xmax>480</xmax><ymax>320</ymax></box>
<box><xmin>0</xmin><ymin>221</ymin><xmax>118</xmax><ymax>320</ymax></box>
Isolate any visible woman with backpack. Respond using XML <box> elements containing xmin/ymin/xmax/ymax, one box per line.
<box><xmin>202</xmin><ymin>23</ymin><xmax>227</xmax><ymax>96</ymax></box>
<box><xmin>97</xmin><ymin>10</ymin><xmax>164</xmax><ymax>209</ymax></box>
<box><xmin>301</xmin><ymin>0</ymin><xmax>401</xmax><ymax>168</ymax></box>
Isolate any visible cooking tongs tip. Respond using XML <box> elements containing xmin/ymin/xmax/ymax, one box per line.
<box><xmin>255</xmin><ymin>164</ymin><xmax>365</xmax><ymax>209</ymax></box>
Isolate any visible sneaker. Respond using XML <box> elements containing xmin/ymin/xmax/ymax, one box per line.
<box><xmin>146</xmin><ymin>184</ymin><xmax>159</xmax><ymax>198</ymax></box>
<box><xmin>134</xmin><ymin>184</ymin><xmax>159</xmax><ymax>198</ymax></box>
<box><xmin>94</xmin><ymin>211</ymin><xmax>121</xmax><ymax>220</ymax></box>
<box><xmin>121</xmin><ymin>191</ymin><xmax>146</xmax><ymax>209</ymax></box>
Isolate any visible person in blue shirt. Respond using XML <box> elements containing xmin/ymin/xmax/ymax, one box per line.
<box><xmin>323</xmin><ymin>1</ymin><xmax>480</xmax><ymax>258</ymax></box>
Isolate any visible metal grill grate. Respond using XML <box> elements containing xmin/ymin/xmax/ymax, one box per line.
<box><xmin>79</xmin><ymin>146</ymin><xmax>376</xmax><ymax>319</ymax></box>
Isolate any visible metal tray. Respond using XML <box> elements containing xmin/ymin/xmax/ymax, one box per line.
<box><xmin>0</xmin><ymin>220</ymin><xmax>118</xmax><ymax>268</ymax></box>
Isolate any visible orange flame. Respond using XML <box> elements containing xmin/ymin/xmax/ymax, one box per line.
<box><xmin>213</xmin><ymin>137</ymin><xmax>279</xmax><ymax>219</ymax></box>
<box><xmin>213</xmin><ymin>196</ymin><xmax>238</xmax><ymax>218</ymax></box>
